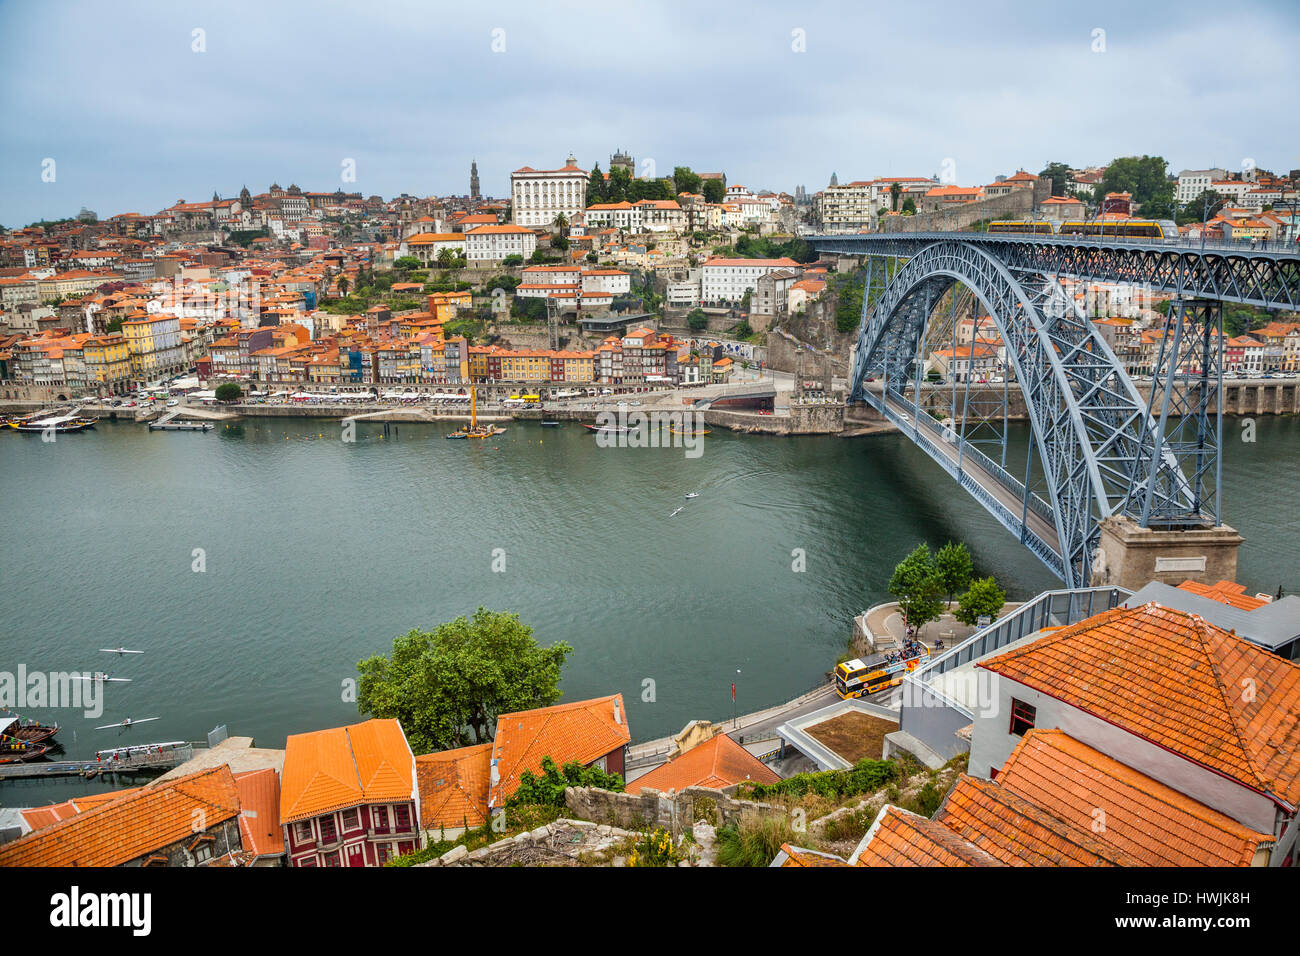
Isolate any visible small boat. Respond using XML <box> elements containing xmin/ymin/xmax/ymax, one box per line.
<box><xmin>95</xmin><ymin>716</ymin><xmax>160</xmax><ymax>731</ymax></box>
<box><xmin>14</xmin><ymin>414</ymin><xmax>97</xmax><ymax>433</ymax></box>
<box><xmin>684</xmin><ymin>492</ymin><xmax>699</xmax><ymax>499</ymax></box>
<box><xmin>540</xmin><ymin>421</ymin><xmax>560</xmax><ymax>428</ymax></box>
<box><xmin>0</xmin><ymin>714</ymin><xmax>59</xmax><ymax>744</ymax></box>
<box><xmin>447</xmin><ymin>386</ymin><xmax>506</xmax><ymax>439</ymax></box>
<box><xmin>149</xmin><ymin>420</ymin><xmax>214</xmax><ymax>431</ymax></box>
<box><xmin>100</xmin><ymin>647</ymin><xmax>144</xmax><ymax>655</ymax></box>
<box><xmin>75</xmin><ymin>672</ymin><xmax>133</xmax><ymax>684</ymax></box>
<box><xmin>581</xmin><ymin>423</ymin><xmax>631</xmax><ymax>435</ymax></box>
<box><xmin>669</xmin><ymin>425</ymin><xmax>711</xmax><ymax>436</ymax></box>
<box><xmin>669</xmin><ymin>506</ymin><xmax>684</xmax><ymax>517</ymax></box>
<box><xmin>0</xmin><ymin>737</ymin><xmax>50</xmax><ymax>763</ymax></box>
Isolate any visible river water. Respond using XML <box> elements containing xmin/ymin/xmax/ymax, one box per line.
<box><xmin>2</xmin><ymin>414</ymin><xmax>1297</xmax><ymax>802</ymax></box>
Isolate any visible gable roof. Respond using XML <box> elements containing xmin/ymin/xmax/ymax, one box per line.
<box><xmin>935</xmin><ymin>775</ymin><xmax>1141</xmax><ymax>866</ymax></box>
<box><xmin>416</xmin><ymin>743</ymin><xmax>492</xmax><ymax>831</ymax></box>
<box><xmin>0</xmin><ymin>767</ymin><xmax>241</xmax><ymax>867</ymax></box>
<box><xmin>234</xmin><ymin>768</ymin><xmax>284</xmax><ymax>858</ymax></box>
<box><xmin>624</xmin><ymin>733</ymin><xmax>779</xmax><ymax>795</ymax></box>
<box><xmin>978</xmin><ymin>602</ymin><xmax>1300</xmax><ymax>808</ymax></box>
<box><xmin>20</xmin><ymin>787</ymin><xmax>143</xmax><ymax>831</ymax></box>
<box><xmin>489</xmin><ymin>695</ymin><xmax>630</xmax><ymax>806</ymax></box>
<box><xmin>997</xmin><ymin>730</ymin><xmax>1273</xmax><ymax>867</ymax></box>
<box><xmin>851</xmin><ymin>804</ymin><xmax>1004</xmax><ymax>867</ymax></box>
<box><xmin>280</xmin><ymin>718</ymin><xmax>414</xmax><ymax>824</ymax></box>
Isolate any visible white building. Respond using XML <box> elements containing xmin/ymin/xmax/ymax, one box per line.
<box><xmin>585</xmin><ymin>201</ymin><xmax>641</xmax><ymax>232</ymax></box>
<box><xmin>511</xmin><ymin>154</ymin><xmax>588</xmax><ymax>229</ymax></box>
<box><xmin>580</xmin><ymin>269</ymin><xmax>631</xmax><ymax>295</ymax></box>
<box><xmin>1176</xmin><ymin>168</ymin><xmax>1227</xmax><ymax>204</ymax></box>
<box><xmin>465</xmin><ymin>225</ymin><xmax>537</xmax><ymax>265</ymax></box>
<box><xmin>701</xmin><ymin>256</ymin><xmax>801</xmax><ymax>305</ymax></box>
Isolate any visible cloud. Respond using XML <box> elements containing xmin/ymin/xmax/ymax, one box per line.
<box><xmin>1</xmin><ymin>0</ymin><xmax>1297</xmax><ymax>226</ymax></box>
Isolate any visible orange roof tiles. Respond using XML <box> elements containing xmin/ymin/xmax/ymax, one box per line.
<box><xmin>935</xmin><ymin>775</ymin><xmax>1139</xmax><ymax>866</ymax></box>
<box><xmin>280</xmin><ymin>718</ymin><xmax>415</xmax><ymax>825</ymax></box>
<box><xmin>233</xmin><ymin>768</ymin><xmax>284</xmax><ymax>858</ymax></box>
<box><xmin>852</xmin><ymin>804</ymin><xmax>1004</xmax><ymax>867</ymax></box>
<box><xmin>489</xmin><ymin>695</ymin><xmax>631</xmax><ymax>806</ymax></box>
<box><xmin>979</xmin><ymin>602</ymin><xmax>1300</xmax><ymax>808</ymax></box>
<box><xmin>997</xmin><ymin>731</ymin><xmax>1273</xmax><ymax>867</ymax></box>
<box><xmin>775</xmin><ymin>843</ymin><xmax>851</xmax><ymax>867</ymax></box>
<box><xmin>20</xmin><ymin>787</ymin><xmax>143</xmax><ymax>831</ymax></box>
<box><xmin>0</xmin><ymin>767</ymin><xmax>240</xmax><ymax>867</ymax></box>
<box><xmin>625</xmin><ymin>733</ymin><xmax>779</xmax><ymax>795</ymax></box>
<box><xmin>416</xmin><ymin>742</ymin><xmax>492</xmax><ymax>831</ymax></box>
<box><xmin>1177</xmin><ymin>579</ymin><xmax>1269</xmax><ymax>611</ymax></box>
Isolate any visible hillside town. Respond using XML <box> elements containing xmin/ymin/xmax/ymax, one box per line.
<box><xmin>3</xmin><ymin>156</ymin><xmax>1298</xmax><ymax>408</ymax></box>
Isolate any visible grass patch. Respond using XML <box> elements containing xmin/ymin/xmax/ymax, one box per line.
<box><xmin>715</xmin><ymin>814</ymin><xmax>799</xmax><ymax>867</ymax></box>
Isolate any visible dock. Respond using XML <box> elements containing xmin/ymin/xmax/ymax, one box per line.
<box><xmin>0</xmin><ymin>742</ymin><xmax>194</xmax><ymax>780</ymax></box>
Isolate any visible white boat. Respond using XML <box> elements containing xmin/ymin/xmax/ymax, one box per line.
<box><xmin>684</xmin><ymin>492</ymin><xmax>699</xmax><ymax>499</ymax></box>
<box><xmin>669</xmin><ymin>506</ymin><xmax>684</xmax><ymax>517</ymax></box>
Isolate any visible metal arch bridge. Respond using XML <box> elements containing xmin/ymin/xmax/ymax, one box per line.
<box><xmin>809</xmin><ymin>230</ymin><xmax>1300</xmax><ymax>588</ymax></box>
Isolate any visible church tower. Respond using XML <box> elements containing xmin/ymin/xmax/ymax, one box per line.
<box><xmin>470</xmin><ymin>160</ymin><xmax>481</xmax><ymax>199</ymax></box>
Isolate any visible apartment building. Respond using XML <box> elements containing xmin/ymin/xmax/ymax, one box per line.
<box><xmin>465</xmin><ymin>224</ymin><xmax>537</xmax><ymax>265</ymax></box>
<box><xmin>511</xmin><ymin>155</ymin><xmax>588</xmax><ymax>228</ymax></box>
<box><xmin>701</xmin><ymin>256</ymin><xmax>800</xmax><ymax>305</ymax></box>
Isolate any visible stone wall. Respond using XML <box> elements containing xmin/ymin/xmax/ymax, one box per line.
<box><xmin>882</xmin><ymin>179</ymin><xmax>1052</xmax><ymax>232</ymax></box>
<box><xmin>564</xmin><ymin>784</ymin><xmax>778</xmax><ymax>839</ymax></box>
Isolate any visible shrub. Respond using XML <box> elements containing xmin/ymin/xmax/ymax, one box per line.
<box><xmin>739</xmin><ymin>758</ymin><xmax>898</xmax><ymax>802</ymax></box>
<box><xmin>627</xmin><ymin>827</ymin><xmax>681</xmax><ymax>867</ymax></box>
<box><xmin>715</xmin><ymin>815</ymin><xmax>798</xmax><ymax>867</ymax></box>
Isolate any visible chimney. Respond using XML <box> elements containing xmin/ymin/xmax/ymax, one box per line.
<box><xmin>612</xmin><ymin>698</ymin><xmax>621</xmax><ymax>725</ymax></box>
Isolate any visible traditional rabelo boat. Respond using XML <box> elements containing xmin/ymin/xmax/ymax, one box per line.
<box><xmin>0</xmin><ymin>713</ymin><xmax>59</xmax><ymax>745</ymax></box>
<box><xmin>0</xmin><ymin>735</ymin><xmax>50</xmax><ymax>763</ymax></box>
<box><xmin>12</xmin><ymin>413</ymin><xmax>97</xmax><ymax>433</ymax></box>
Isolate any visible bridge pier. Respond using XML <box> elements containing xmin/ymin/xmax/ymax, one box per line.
<box><xmin>1089</xmin><ymin>516</ymin><xmax>1244</xmax><ymax>591</ymax></box>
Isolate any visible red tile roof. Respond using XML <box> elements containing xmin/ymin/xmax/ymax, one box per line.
<box><xmin>979</xmin><ymin>602</ymin><xmax>1300</xmax><ymax>808</ymax></box>
<box><xmin>489</xmin><ymin>695</ymin><xmax>630</xmax><ymax>806</ymax></box>
<box><xmin>280</xmin><ymin>718</ymin><xmax>415</xmax><ymax>825</ymax></box>
<box><xmin>935</xmin><ymin>775</ymin><xmax>1140</xmax><ymax>866</ymax></box>
<box><xmin>234</xmin><ymin>768</ymin><xmax>284</xmax><ymax>858</ymax></box>
<box><xmin>998</xmin><ymin>731</ymin><xmax>1273</xmax><ymax>867</ymax></box>
<box><xmin>0</xmin><ymin>767</ymin><xmax>241</xmax><ymax>867</ymax></box>
<box><xmin>625</xmin><ymin>733</ymin><xmax>779</xmax><ymax>795</ymax></box>
<box><xmin>852</xmin><ymin>804</ymin><xmax>1004</xmax><ymax>867</ymax></box>
<box><xmin>416</xmin><ymin>742</ymin><xmax>492</xmax><ymax>831</ymax></box>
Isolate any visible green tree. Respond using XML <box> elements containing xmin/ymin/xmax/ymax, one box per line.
<box><xmin>1100</xmin><ymin>155</ymin><xmax>1170</xmax><ymax>206</ymax></box>
<box><xmin>1038</xmin><ymin>161</ymin><xmax>1073</xmax><ymax>197</ymax></box>
<box><xmin>890</xmin><ymin>182</ymin><xmax>902</xmax><ymax>212</ymax></box>
<box><xmin>701</xmin><ymin>179</ymin><xmax>725</xmax><ymax>204</ymax></box>
<box><xmin>337</xmin><ymin>276</ymin><xmax>350</xmax><ymax>297</ymax></box>
<box><xmin>673</xmin><ymin>166</ymin><xmax>702</xmax><ymax>196</ymax></box>
<box><xmin>214</xmin><ymin>382</ymin><xmax>243</xmax><ymax>403</ymax></box>
<box><xmin>355</xmin><ymin>608</ymin><xmax>572</xmax><ymax>753</ymax></box>
<box><xmin>935</xmin><ymin>541</ymin><xmax>973</xmax><ymax>605</ymax></box>
<box><xmin>901</xmin><ymin>197</ymin><xmax>917</xmax><ymax>215</ymax></box>
<box><xmin>588</xmin><ymin>163</ymin><xmax>606</xmax><ymax>204</ymax></box>
<box><xmin>955</xmin><ymin>577</ymin><xmax>1007</xmax><ymax>626</ymax></box>
<box><xmin>686</xmin><ymin>308</ymin><xmax>709</xmax><ymax>332</ymax></box>
<box><xmin>435</xmin><ymin>248</ymin><xmax>455</xmax><ymax>269</ymax></box>
<box><xmin>888</xmin><ymin>544</ymin><xmax>945</xmax><ymax>635</ymax></box>
<box><xmin>393</xmin><ymin>256</ymin><xmax>421</xmax><ymax>270</ymax></box>
<box><xmin>502</xmin><ymin>254</ymin><xmax>524</xmax><ymax>267</ymax></box>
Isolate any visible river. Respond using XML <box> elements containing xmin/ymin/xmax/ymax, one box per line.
<box><xmin>2</xmin><ymin>414</ymin><xmax>1297</xmax><ymax>802</ymax></box>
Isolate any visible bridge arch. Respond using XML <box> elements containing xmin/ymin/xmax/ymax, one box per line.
<box><xmin>850</xmin><ymin>241</ymin><xmax>1194</xmax><ymax>587</ymax></box>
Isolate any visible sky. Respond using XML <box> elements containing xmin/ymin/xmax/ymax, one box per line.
<box><xmin>1</xmin><ymin>0</ymin><xmax>1297</xmax><ymax>227</ymax></box>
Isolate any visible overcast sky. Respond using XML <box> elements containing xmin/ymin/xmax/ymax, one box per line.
<box><xmin>2</xmin><ymin>0</ymin><xmax>1297</xmax><ymax>227</ymax></box>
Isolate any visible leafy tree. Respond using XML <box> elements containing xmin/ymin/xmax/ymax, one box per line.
<box><xmin>1100</xmin><ymin>155</ymin><xmax>1170</xmax><ymax>206</ymax></box>
<box><xmin>508</xmin><ymin>755</ymin><xmax>624</xmax><ymax>807</ymax></box>
<box><xmin>393</xmin><ymin>256</ymin><xmax>421</xmax><ymax>270</ymax></box>
<box><xmin>701</xmin><ymin>179</ymin><xmax>725</xmax><ymax>204</ymax></box>
<box><xmin>686</xmin><ymin>308</ymin><xmax>709</xmax><ymax>332</ymax></box>
<box><xmin>436</xmin><ymin>248</ymin><xmax>455</xmax><ymax>269</ymax></box>
<box><xmin>588</xmin><ymin>163</ymin><xmax>606</xmax><ymax>204</ymax></box>
<box><xmin>935</xmin><ymin>541</ymin><xmax>973</xmax><ymax>605</ymax></box>
<box><xmin>1038</xmin><ymin>162</ymin><xmax>1072</xmax><ymax>197</ymax></box>
<box><xmin>673</xmin><ymin>166</ymin><xmax>702</xmax><ymax>196</ymax></box>
<box><xmin>502</xmin><ymin>254</ymin><xmax>524</xmax><ymax>267</ymax></box>
<box><xmin>214</xmin><ymin>382</ymin><xmax>243</xmax><ymax>403</ymax></box>
<box><xmin>890</xmin><ymin>182</ymin><xmax>902</xmax><ymax>212</ymax></box>
<box><xmin>355</xmin><ymin>607</ymin><xmax>572</xmax><ymax>752</ymax></box>
<box><xmin>888</xmin><ymin>544</ymin><xmax>945</xmax><ymax>635</ymax></box>
<box><xmin>527</xmin><ymin>248</ymin><xmax>549</xmax><ymax>264</ymax></box>
<box><xmin>955</xmin><ymin>576</ymin><xmax>1007</xmax><ymax>626</ymax></box>
<box><xmin>901</xmin><ymin>197</ymin><xmax>917</xmax><ymax>215</ymax></box>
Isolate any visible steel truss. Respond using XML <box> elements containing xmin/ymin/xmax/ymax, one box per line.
<box><xmin>814</xmin><ymin>233</ymin><xmax>1300</xmax><ymax>311</ymax></box>
<box><xmin>848</xmin><ymin>241</ymin><xmax>1204</xmax><ymax>588</ymax></box>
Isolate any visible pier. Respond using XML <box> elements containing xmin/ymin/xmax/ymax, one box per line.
<box><xmin>0</xmin><ymin>742</ymin><xmax>194</xmax><ymax>780</ymax></box>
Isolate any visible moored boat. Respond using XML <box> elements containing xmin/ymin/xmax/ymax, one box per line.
<box><xmin>0</xmin><ymin>736</ymin><xmax>50</xmax><ymax>763</ymax></box>
<box><xmin>0</xmin><ymin>714</ymin><xmax>59</xmax><ymax>744</ymax></box>
<box><xmin>14</xmin><ymin>414</ymin><xmax>97</xmax><ymax>433</ymax></box>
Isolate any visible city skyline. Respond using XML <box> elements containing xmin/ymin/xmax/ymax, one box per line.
<box><xmin>2</xmin><ymin>0</ymin><xmax>1298</xmax><ymax>227</ymax></box>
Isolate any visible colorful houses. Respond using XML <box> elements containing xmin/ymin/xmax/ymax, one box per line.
<box><xmin>279</xmin><ymin>718</ymin><xmax>420</xmax><ymax>867</ymax></box>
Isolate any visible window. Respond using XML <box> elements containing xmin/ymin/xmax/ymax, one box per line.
<box><xmin>372</xmin><ymin>806</ymin><xmax>388</xmax><ymax>831</ymax></box>
<box><xmin>394</xmin><ymin>805</ymin><xmax>411</xmax><ymax>830</ymax></box>
<box><xmin>376</xmin><ymin>843</ymin><xmax>394</xmax><ymax>866</ymax></box>
<box><xmin>318</xmin><ymin>814</ymin><xmax>338</xmax><ymax>844</ymax></box>
<box><xmin>293</xmin><ymin>821</ymin><xmax>313</xmax><ymax>844</ymax></box>
<box><xmin>321</xmin><ymin>851</ymin><xmax>341</xmax><ymax>867</ymax></box>
<box><xmin>341</xmin><ymin>808</ymin><xmax>359</xmax><ymax>831</ymax></box>
<box><xmin>1009</xmin><ymin>698</ymin><xmax>1037</xmax><ymax>737</ymax></box>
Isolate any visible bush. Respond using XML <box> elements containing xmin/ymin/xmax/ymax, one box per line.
<box><xmin>739</xmin><ymin>757</ymin><xmax>898</xmax><ymax>802</ymax></box>
<box><xmin>214</xmin><ymin>383</ymin><xmax>242</xmax><ymax>403</ymax></box>
<box><xmin>715</xmin><ymin>815</ymin><xmax>798</xmax><ymax>867</ymax></box>
<box><xmin>627</xmin><ymin>827</ymin><xmax>682</xmax><ymax>867</ymax></box>
<box><xmin>507</xmin><ymin>755</ymin><xmax>623</xmax><ymax>808</ymax></box>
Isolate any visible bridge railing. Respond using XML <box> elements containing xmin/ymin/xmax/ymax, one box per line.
<box><xmin>814</xmin><ymin>230</ymin><xmax>1300</xmax><ymax>258</ymax></box>
<box><xmin>912</xmin><ymin>585</ymin><xmax>1132</xmax><ymax>680</ymax></box>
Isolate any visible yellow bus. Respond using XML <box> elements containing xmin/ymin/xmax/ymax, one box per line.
<box><xmin>834</xmin><ymin>644</ymin><xmax>931</xmax><ymax>699</ymax></box>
